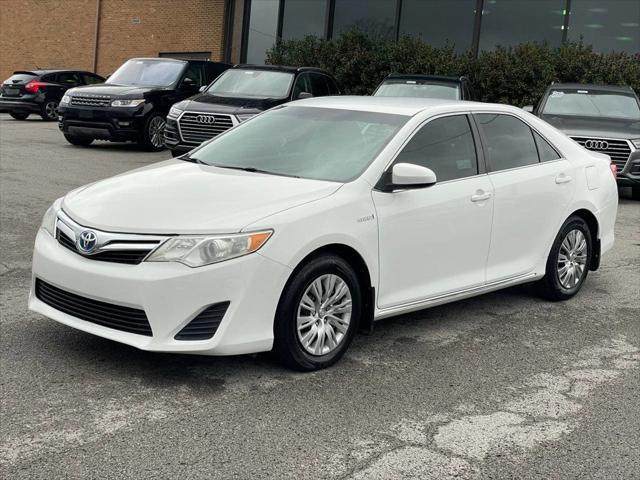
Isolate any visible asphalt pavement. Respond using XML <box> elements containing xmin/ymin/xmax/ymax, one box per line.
<box><xmin>1</xmin><ymin>114</ymin><xmax>639</xmax><ymax>479</ymax></box>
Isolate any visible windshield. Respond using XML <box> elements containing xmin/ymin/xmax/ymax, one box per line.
<box><xmin>542</xmin><ymin>89</ymin><xmax>640</xmax><ymax>120</ymax></box>
<box><xmin>106</xmin><ymin>59</ymin><xmax>184</xmax><ymax>87</ymax></box>
<box><xmin>206</xmin><ymin>69</ymin><xmax>294</xmax><ymax>98</ymax></box>
<box><xmin>375</xmin><ymin>81</ymin><xmax>460</xmax><ymax>100</ymax></box>
<box><xmin>191</xmin><ymin>106</ymin><xmax>408</xmax><ymax>182</ymax></box>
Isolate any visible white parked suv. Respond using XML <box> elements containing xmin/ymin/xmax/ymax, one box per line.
<box><xmin>30</xmin><ymin>97</ymin><xmax>618</xmax><ymax>370</ymax></box>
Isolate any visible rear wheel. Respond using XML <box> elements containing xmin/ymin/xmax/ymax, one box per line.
<box><xmin>538</xmin><ymin>216</ymin><xmax>591</xmax><ymax>301</ymax></box>
<box><xmin>10</xmin><ymin>112</ymin><xmax>29</xmax><ymax>120</ymax></box>
<box><xmin>139</xmin><ymin>112</ymin><xmax>166</xmax><ymax>151</ymax></box>
<box><xmin>40</xmin><ymin>100</ymin><xmax>58</xmax><ymax>121</ymax></box>
<box><xmin>274</xmin><ymin>255</ymin><xmax>361</xmax><ymax>371</ymax></box>
<box><xmin>64</xmin><ymin>134</ymin><xmax>94</xmax><ymax>146</ymax></box>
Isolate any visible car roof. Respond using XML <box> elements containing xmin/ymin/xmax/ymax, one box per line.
<box><xmin>290</xmin><ymin>95</ymin><xmax>495</xmax><ymax>116</ymax></box>
<box><xmin>234</xmin><ymin>64</ymin><xmax>331</xmax><ymax>75</ymax></box>
<box><xmin>129</xmin><ymin>57</ymin><xmax>188</xmax><ymax>64</ymax></box>
<box><xmin>547</xmin><ymin>83</ymin><xmax>635</xmax><ymax>93</ymax></box>
<box><xmin>383</xmin><ymin>74</ymin><xmax>467</xmax><ymax>84</ymax></box>
<box><xmin>13</xmin><ymin>69</ymin><xmax>81</xmax><ymax>75</ymax></box>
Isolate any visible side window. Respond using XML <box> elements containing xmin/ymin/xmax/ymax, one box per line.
<box><xmin>394</xmin><ymin>115</ymin><xmax>478</xmax><ymax>182</ymax></box>
<box><xmin>40</xmin><ymin>74</ymin><xmax>55</xmax><ymax>82</ymax></box>
<box><xmin>56</xmin><ymin>72</ymin><xmax>81</xmax><ymax>86</ymax></box>
<box><xmin>292</xmin><ymin>73</ymin><xmax>312</xmax><ymax>99</ymax></box>
<box><xmin>82</xmin><ymin>73</ymin><xmax>103</xmax><ymax>85</ymax></box>
<box><xmin>533</xmin><ymin>131</ymin><xmax>561</xmax><ymax>162</ymax></box>
<box><xmin>309</xmin><ymin>74</ymin><xmax>329</xmax><ymax>97</ymax></box>
<box><xmin>475</xmin><ymin>114</ymin><xmax>539</xmax><ymax>171</ymax></box>
<box><xmin>183</xmin><ymin>63</ymin><xmax>205</xmax><ymax>87</ymax></box>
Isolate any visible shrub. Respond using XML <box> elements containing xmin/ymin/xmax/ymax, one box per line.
<box><xmin>266</xmin><ymin>31</ymin><xmax>640</xmax><ymax>107</ymax></box>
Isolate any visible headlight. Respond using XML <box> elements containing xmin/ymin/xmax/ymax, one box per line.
<box><xmin>111</xmin><ymin>99</ymin><xmax>145</xmax><ymax>107</ymax></box>
<box><xmin>146</xmin><ymin>230</ymin><xmax>272</xmax><ymax>267</ymax></box>
<box><xmin>60</xmin><ymin>95</ymin><xmax>71</xmax><ymax>105</ymax></box>
<box><xmin>168</xmin><ymin>105</ymin><xmax>183</xmax><ymax>119</ymax></box>
<box><xmin>631</xmin><ymin>139</ymin><xmax>640</xmax><ymax>149</ymax></box>
<box><xmin>41</xmin><ymin>203</ymin><xmax>59</xmax><ymax>237</ymax></box>
<box><xmin>236</xmin><ymin>113</ymin><xmax>257</xmax><ymax>122</ymax></box>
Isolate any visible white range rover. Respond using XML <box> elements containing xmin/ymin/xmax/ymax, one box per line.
<box><xmin>30</xmin><ymin>96</ymin><xmax>618</xmax><ymax>370</ymax></box>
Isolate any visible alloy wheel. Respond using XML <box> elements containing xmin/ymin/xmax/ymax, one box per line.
<box><xmin>45</xmin><ymin>101</ymin><xmax>58</xmax><ymax>120</ymax></box>
<box><xmin>557</xmin><ymin>229</ymin><xmax>587</xmax><ymax>289</ymax></box>
<box><xmin>149</xmin><ymin>116</ymin><xmax>166</xmax><ymax>148</ymax></box>
<box><xmin>296</xmin><ymin>274</ymin><xmax>352</xmax><ymax>356</ymax></box>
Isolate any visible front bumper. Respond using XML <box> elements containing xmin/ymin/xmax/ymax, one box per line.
<box><xmin>58</xmin><ymin>105</ymin><xmax>147</xmax><ymax>141</ymax></box>
<box><xmin>0</xmin><ymin>95</ymin><xmax>42</xmax><ymax>113</ymax></box>
<box><xmin>617</xmin><ymin>152</ymin><xmax>640</xmax><ymax>187</ymax></box>
<box><xmin>29</xmin><ymin>229</ymin><xmax>292</xmax><ymax>355</ymax></box>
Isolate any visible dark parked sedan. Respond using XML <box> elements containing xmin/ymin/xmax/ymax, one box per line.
<box><xmin>0</xmin><ymin>70</ymin><xmax>104</xmax><ymax>121</ymax></box>
<box><xmin>525</xmin><ymin>83</ymin><xmax>640</xmax><ymax>199</ymax></box>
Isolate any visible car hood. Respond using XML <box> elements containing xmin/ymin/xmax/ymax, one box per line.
<box><xmin>182</xmin><ymin>94</ymin><xmax>286</xmax><ymax>115</ymax></box>
<box><xmin>61</xmin><ymin>160</ymin><xmax>341</xmax><ymax>234</ymax></box>
<box><xmin>70</xmin><ymin>84</ymin><xmax>165</xmax><ymax>97</ymax></box>
<box><xmin>540</xmin><ymin>114</ymin><xmax>640</xmax><ymax>139</ymax></box>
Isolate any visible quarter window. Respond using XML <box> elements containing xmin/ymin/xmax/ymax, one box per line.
<box><xmin>534</xmin><ymin>131</ymin><xmax>561</xmax><ymax>162</ymax></box>
<box><xmin>394</xmin><ymin>115</ymin><xmax>478</xmax><ymax>182</ymax></box>
<box><xmin>475</xmin><ymin>114</ymin><xmax>539</xmax><ymax>171</ymax></box>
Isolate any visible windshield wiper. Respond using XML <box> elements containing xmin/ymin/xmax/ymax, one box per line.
<box><xmin>211</xmin><ymin>164</ymin><xmax>300</xmax><ymax>178</ymax></box>
<box><xmin>179</xmin><ymin>153</ymin><xmax>202</xmax><ymax>164</ymax></box>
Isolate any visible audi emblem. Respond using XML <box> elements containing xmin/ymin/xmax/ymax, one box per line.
<box><xmin>195</xmin><ymin>115</ymin><xmax>216</xmax><ymax>124</ymax></box>
<box><xmin>584</xmin><ymin>139</ymin><xmax>609</xmax><ymax>150</ymax></box>
<box><xmin>76</xmin><ymin>230</ymin><xmax>98</xmax><ymax>254</ymax></box>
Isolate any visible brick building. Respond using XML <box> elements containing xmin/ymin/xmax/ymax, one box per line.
<box><xmin>1</xmin><ymin>0</ymin><xmax>638</xmax><ymax>82</ymax></box>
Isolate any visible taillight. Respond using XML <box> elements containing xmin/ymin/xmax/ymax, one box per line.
<box><xmin>25</xmin><ymin>80</ymin><xmax>46</xmax><ymax>93</ymax></box>
<box><xmin>610</xmin><ymin>163</ymin><xmax>617</xmax><ymax>177</ymax></box>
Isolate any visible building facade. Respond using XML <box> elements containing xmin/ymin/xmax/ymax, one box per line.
<box><xmin>1</xmin><ymin>0</ymin><xmax>638</xmax><ymax>81</ymax></box>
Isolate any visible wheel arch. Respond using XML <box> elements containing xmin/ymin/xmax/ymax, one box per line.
<box><xmin>568</xmin><ymin>208</ymin><xmax>600</xmax><ymax>271</ymax></box>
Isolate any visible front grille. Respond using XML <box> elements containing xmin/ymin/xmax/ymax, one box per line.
<box><xmin>56</xmin><ymin>229</ymin><xmax>156</xmax><ymax>265</ymax></box>
<box><xmin>70</xmin><ymin>95</ymin><xmax>111</xmax><ymax>107</ymax></box>
<box><xmin>178</xmin><ymin>112</ymin><xmax>234</xmax><ymax>145</ymax></box>
<box><xmin>35</xmin><ymin>279</ymin><xmax>152</xmax><ymax>336</ymax></box>
<box><xmin>175</xmin><ymin>302</ymin><xmax>230</xmax><ymax>340</ymax></box>
<box><xmin>571</xmin><ymin>137</ymin><xmax>632</xmax><ymax>169</ymax></box>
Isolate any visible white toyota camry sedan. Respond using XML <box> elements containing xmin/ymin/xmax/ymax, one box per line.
<box><xmin>30</xmin><ymin>96</ymin><xmax>618</xmax><ymax>370</ymax></box>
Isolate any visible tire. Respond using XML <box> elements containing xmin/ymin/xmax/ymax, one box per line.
<box><xmin>138</xmin><ymin>112</ymin><xmax>166</xmax><ymax>151</ymax></box>
<box><xmin>64</xmin><ymin>134</ymin><xmax>94</xmax><ymax>146</ymax></box>
<box><xmin>273</xmin><ymin>255</ymin><xmax>362</xmax><ymax>371</ymax></box>
<box><xmin>10</xmin><ymin>112</ymin><xmax>29</xmax><ymax>120</ymax></box>
<box><xmin>632</xmin><ymin>187</ymin><xmax>640</xmax><ymax>201</ymax></box>
<box><xmin>40</xmin><ymin>100</ymin><xmax>58</xmax><ymax>121</ymax></box>
<box><xmin>538</xmin><ymin>216</ymin><xmax>592</xmax><ymax>301</ymax></box>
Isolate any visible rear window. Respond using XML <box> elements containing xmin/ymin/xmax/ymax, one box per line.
<box><xmin>375</xmin><ymin>80</ymin><xmax>461</xmax><ymax>100</ymax></box>
<box><xmin>5</xmin><ymin>73</ymin><xmax>37</xmax><ymax>84</ymax></box>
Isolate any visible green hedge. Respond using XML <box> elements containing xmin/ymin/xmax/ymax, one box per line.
<box><xmin>266</xmin><ymin>31</ymin><xmax>640</xmax><ymax>107</ymax></box>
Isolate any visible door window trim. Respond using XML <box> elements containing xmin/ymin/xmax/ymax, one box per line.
<box><xmin>375</xmin><ymin>111</ymin><xmax>487</xmax><ymax>190</ymax></box>
<box><xmin>470</xmin><ymin>111</ymin><xmax>565</xmax><ymax>174</ymax></box>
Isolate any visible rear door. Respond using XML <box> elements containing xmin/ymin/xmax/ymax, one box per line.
<box><xmin>474</xmin><ymin>112</ymin><xmax>575</xmax><ymax>282</ymax></box>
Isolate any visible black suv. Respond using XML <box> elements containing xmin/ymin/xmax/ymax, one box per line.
<box><xmin>525</xmin><ymin>83</ymin><xmax>640</xmax><ymax>199</ymax></box>
<box><xmin>58</xmin><ymin>58</ymin><xmax>230</xmax><ymax>150</ymax></box>
<box><xmin>0</xmin><ymin>69</ymin><xmax>104</xmax><ymax>121</ymax></box>
<box><xmin>373</xmin><ymin>74</ymin><xmax>475</xmax><ymax>101</ymax></box>
<box><xmin>164</xmin><ymin>65</ymin><xmax>339</xmax><ymax>156</ymax></box>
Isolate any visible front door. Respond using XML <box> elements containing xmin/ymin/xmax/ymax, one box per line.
<box><xmin>373</xmin><ymin>114</ymin><xmax>494</xmax><ymax>309</ymax></box>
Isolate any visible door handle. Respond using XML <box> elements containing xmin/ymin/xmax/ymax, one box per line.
<box><xmin>555</xmin><ymin>174</ymin><xmax>573</xmax><ymax>184</ymax></box>
<box><xmin>471</xmin><ymin>191</ymin><xmax>492</xmax><ymax>202</ymax></box>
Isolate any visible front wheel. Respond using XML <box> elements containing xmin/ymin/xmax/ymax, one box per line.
<box><xmin>274</xmin><ymin>255</ymin><xmax>361</xmax><ymax>371</ymax></box>
<box><xmin>139</xmin><ymin>112</ymin><xmax>166</xmax><ymax>151</ymax></box>
<box><xmin>538</xmin><ymin>216</ymin><xmax>592</xmax><ymax>301</ymax></box>
<box><xmin>40</xmin><ymin>100</ymin><xmax>58</xmax><ymax>121</ymax></box>
<box><xmin>10</xmin><ymin>112</ymin><xmax>29</xmax><ymax>120</ymax></box>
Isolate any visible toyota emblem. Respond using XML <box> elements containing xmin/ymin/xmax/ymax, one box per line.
<box><xmin>584</xmin><ymin>139</ymin><xmax>609</xmax><ymax>151</ymax></box>
<box><xmin>196</xmin><ymin>115</ymin><xmax>216</xmax><ymax>124</ymax></box>
<box><xmin>77</xmin><ymin>230</ymin><xmax>98</xmax><ymax>254</ymax></box>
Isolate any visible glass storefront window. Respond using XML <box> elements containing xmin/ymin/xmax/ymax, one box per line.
<box><xmin>399</xmin><ymin>0</ymin><xmax>476</xmax><ymax>52</ymax></box>
<box><xmin>568</xmin><ymin>0</ymin><xmax>640</xmax><ymax>54</ymax></box>
<box><xmin>332</xmin><ymin>0</ymin><xmax>398</xmax><ymax>39</ymax></box>
<box><xmin>479</xmin><ymin>0</ymin><xmax>566</xmax><ymax>50</ymax></box>
<box><xmin>245</xmin><ymin>0</ymin><xmax>280</xmax><ymax>64</ymax></box>
<box><xmin>282</xmin><ymin>0</ymin><xmax>328</xmax><ymax>40</ymax></box>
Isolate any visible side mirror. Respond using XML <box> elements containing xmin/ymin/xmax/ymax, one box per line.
<box><xmin>199</xmin><ymin>85</ymin><xmax>207</xmax><ymax>93</ymax></box>
<box><xmin>522</xmin><ymin>105</ymin><xmax>534</xmax><ymax>113</ymax></box>
<box><xmin>377</xmin><ymin>163</ymin><xmax>437</xmax><ymax>192</ymax></box>
<box><xmin>296</xmin><ymin>91</ymin><xmax>313</xmax><ymax>100</ymax></box>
